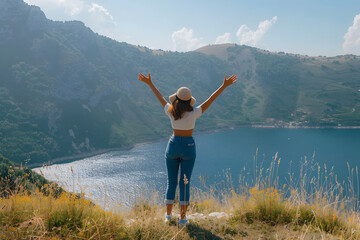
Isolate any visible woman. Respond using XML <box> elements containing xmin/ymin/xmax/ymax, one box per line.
<box><xmin>138</xmin><ymin>73</ymin><xmax>237</xmax><ymax>226</ymax></box>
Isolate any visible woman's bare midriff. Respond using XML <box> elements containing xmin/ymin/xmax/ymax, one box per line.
<box><xmin>173</xmin><ymin>129</ymin><xmax>193</xmax><ymax>137</ymax></box>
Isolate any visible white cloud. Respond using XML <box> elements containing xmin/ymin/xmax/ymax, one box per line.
<box><xmin>343</xmin><ymin>14</ymin><xmax>360</xmax><ymax>55</ymax></box>
<box><xmin>88</xmin><ymin>3</ymin><xmax>114</xmax><ymax>21</ymax></box>
<box><xmin>215</xmin><ymin>32</ymin><xmax>231</xmax><ymax>44</ymax></box>
<box><xmin>24</xmin><ymin>0</ymin><xmax>117</xmax><ymax>40</ymax></box>
<box><xmin>86</xmin><ymin>3</ymin><xmax>117</xmax><ymax>38</ymax></box>
<box><xmin>172</xmin><ymin>27</ymin><xmax>204</xmax><ymax>52</ymax></box>
<box><xmin>236</xmin><ymin>16</ymin><xmax>277</xmax><ymax>47</ymax></box>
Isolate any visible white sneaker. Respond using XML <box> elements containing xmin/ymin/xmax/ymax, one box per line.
<box><xmin>178</xmin><ymin>216</ymin><xmax>189</xmax><ymax>226</ymax></box>
<box><xmin>164</xmin><ymin>213</ymin><xmax>173</xmax><ymax>223</ymax></box>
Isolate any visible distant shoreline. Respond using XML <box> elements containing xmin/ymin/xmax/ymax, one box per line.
<box><xmin>29</xmin><ymin>137</ymin><xmax>169</xmax><ymax>169</ymax></box>
<box><xmin>29</xmin><ymin>124</ymin><xmax>360</xmax><ymax>169</ymax></box>
<box><xmin>29</xmin><ymin>125</ymin><xmax>238</xmax><ymax>169</ymax></box>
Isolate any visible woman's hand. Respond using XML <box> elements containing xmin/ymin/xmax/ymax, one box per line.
<box><xmin>200</xmin><ymin>74</ymin><xmax>237</xmax><ymax>113</ymax></box>
<box><xmin>138</xmin><ymin>73</ymin><xmax>168</xmax><ymax>107</ymax></box>
<box><xmin>138</xmin><ymin>73</ymin><xmax>152</xmax><ymax>85</ymax></box>
<box><xmin>222</xmin><ymin>74</ymin><xmax>237</xmax><ymax>87</ymax></box>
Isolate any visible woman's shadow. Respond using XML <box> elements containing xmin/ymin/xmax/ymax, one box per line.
<box><xmin>186</xmin><ymin>223</ymin><xmax>223</xmax><ymax>240</ymax></box>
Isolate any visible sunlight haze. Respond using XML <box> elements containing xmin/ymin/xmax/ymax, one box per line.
<box><xmin>23</xmin><ymin>0</ymin><xmax>360</xmax><ymax>56</ymax></box>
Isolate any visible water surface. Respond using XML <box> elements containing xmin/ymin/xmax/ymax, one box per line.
<box><xmin>34</xmin><ymin>128</ymin><xmax>360</xmax><ymax>207</ymax></box>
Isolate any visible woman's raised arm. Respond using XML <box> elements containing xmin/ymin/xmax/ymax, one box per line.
<box><xmin>138</xmin><ymin>73</ymin><xmax>168</xmax><ymax>107</ymax></box>
<box><xmin>200</xmin><ymin>74</ymin><xmax>237</xmax><ymax>113</ymax></box>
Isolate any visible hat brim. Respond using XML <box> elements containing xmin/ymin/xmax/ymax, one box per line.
<box><xmin>169</xmin><ymin>93</ymin><xmax>196</xmax><ymax>106</ymax></box>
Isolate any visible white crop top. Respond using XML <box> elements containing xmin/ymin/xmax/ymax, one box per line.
<box><xmin>164</xmin><ymin>103</ymin><xmax>202</xmax><ymax>130</ymax></box>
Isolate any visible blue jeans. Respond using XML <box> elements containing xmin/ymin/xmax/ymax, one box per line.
<box><xmin>164</xmin><ymin>135</ymin><xmax>196</xmax><ymax>206</ymax></box>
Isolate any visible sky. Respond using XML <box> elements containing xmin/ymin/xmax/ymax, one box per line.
<box><xmin>23</xmin><ymin>0</ymin><xmax>360</xmax><ymax>57</ymax></box>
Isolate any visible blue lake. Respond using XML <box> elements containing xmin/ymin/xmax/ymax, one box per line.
<box><xmin>33</xmin><ymin>128</ymin><xmax>360</xmax><ymax>207</ymax></box>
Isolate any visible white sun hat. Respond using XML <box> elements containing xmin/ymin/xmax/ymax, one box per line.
<box><xmin>169</xmin><ymin>87</ymin><xmax>196</xmax><ymax>106</ymax></box>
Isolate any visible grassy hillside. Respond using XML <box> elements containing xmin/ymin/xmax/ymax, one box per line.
<box><xmin>0</xmin><ymin>154</ymin><xmax>50</xmax><ymax>195</ymax></box>
<box><xmin>1</xmin><ymin>154</ymin><xmax>360</xmax><ymax>239</ymax></box>
<box><xmin>0</xmin><ymin>0</ymin><xmax>360</xmax><ymax>166</ymax></box>
<box><xmin>197</xmin><ymin>45</ymin><xmax>360</xmax><ymax>126</ymax></box>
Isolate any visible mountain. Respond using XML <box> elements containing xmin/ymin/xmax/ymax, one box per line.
<box><xmin>196</xmin><ymin>44</ymin><xmax>360</xmax><ymax>124</ymax></box>
<box><xmin>1</xmin><ymin>0</ymin><xmax>360</xmax><ymax>166</ymax></box>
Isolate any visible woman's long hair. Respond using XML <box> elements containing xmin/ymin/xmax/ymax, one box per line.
<box><xmin>168</xmin><ymin>97</ymin><xmax>193</xmax><ymax>120</ymax></box>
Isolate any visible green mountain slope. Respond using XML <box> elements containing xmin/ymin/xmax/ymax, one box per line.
<box><xmin>0</xmin><ymin>0</ymin><xmax>359</xmax><ymax>166</ymax></box>
<box><xmin>196</xmin><ymin>44</ymin><xmax>360</xmax><ymax>125</ymax></box>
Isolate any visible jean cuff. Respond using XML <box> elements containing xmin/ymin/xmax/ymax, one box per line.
<box><xmin>179</xmin><ymin>201</ymin><xmax>190</xmax><ymax>206</ymax></box>
<box><xmin>165</xmin><ymin>199</ymin><xmax>175</xmax><ymax>204</ymax></box>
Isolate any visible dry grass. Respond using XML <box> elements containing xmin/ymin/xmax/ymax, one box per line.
<box><xmin>1</xmin><ymin>152</ymin><xmax>360</xmax><ymax>239</ymax></box>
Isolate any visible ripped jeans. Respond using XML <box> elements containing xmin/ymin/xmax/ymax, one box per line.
<box><xmin>164</xmin><ymin>135</ymin><xmax>196</xmax><ymax>206</ymax></box>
